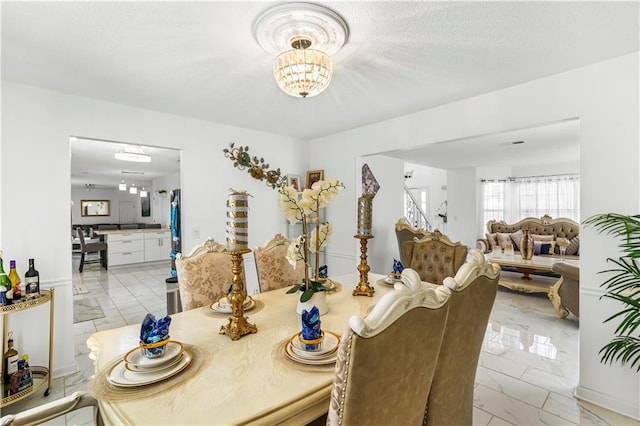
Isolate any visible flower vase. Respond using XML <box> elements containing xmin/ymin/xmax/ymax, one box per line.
<box><xmin>520</xmin><ymin>229</ymin><xmax>534</xmax><ymax>260</ymax></box>
<box><xmin>296</xmin><ymin>290</ymin><xmax>329</xmax><ymax>315</ymax></box>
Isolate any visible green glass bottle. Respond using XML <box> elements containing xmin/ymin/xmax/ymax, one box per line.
<box><xmin>0</xmin><ymin>252</ymin><xmax>12</xmax><ymax>305</ymax></box>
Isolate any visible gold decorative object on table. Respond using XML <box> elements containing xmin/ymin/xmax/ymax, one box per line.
<box><xmin>220</xmin><ymin>189</ymin><xmax>256</xmax><ymax>340</ymax></box>
<box><xmin>353</xmin><ymin>235</ymin><xmax>375</xmax><ymax>296</ymax></box>
<box><xmin>352</xmin><ymin>163</ymin><xmax>380</xmax><ymax>297</ymax></box>
<box><xmin>219</xmin><ymin>248</ymin><xmax>257</xmax><ymax>340</ymax></box>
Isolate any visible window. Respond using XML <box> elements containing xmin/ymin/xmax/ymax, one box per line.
<box><xmin>480</xmin><ymin>174</ymin><xmax>580</xmax><ymax>235</ymax></box>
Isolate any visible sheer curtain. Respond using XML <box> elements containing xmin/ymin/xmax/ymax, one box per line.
<box><xmin>480</xmin><ymin>174</ymin><xmax>580</xmax><ymax>236</ymax></box>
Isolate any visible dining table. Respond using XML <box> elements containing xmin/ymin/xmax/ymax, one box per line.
<box><xmin>86</xmin><ymin>272</ymin><xmax>394</xmax><ymax>425</ymax></box>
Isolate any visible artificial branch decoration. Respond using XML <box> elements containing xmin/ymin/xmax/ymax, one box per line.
<box><xmin>584</xmin><ymin>213</ymin><xmax>640</xmax><ymax>371</ymax></box>
<box><xmin>223</xmin><ymin>142</ymin><xmax>285</xmax><ymax>189</ymax></box>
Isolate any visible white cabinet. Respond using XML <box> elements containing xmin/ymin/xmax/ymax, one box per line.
<box><xmin>106</xmin><ymin>232</ymin><xmax>145</xmax><ymax>266</ymax></box>
<box><xmin>144</xmin><ymin>230</ymin><xmax>171</xmax><ymax>262</ymax></box>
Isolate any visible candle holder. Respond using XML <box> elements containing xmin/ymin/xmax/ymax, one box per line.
<box><xmin>219</xmin><ymin>248</ymin><xmax>257</xmax><ymax>340</ymax></box>
<box><xmin>353</xmin><ymin>235</ymin><xmax>375</xmax><ymax>297</ymax></box>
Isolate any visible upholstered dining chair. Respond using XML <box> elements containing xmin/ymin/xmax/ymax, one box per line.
<box><xmin>175</xmin><ymin>238</ymin><xmax>241</xmax><ymax>311</ymax></box>
<box><xmin>0</xmin><ymin>391</ymin><xmax>103</xmax><ymax>426</ymax></box>
<box><xmin>395</xmin><ymin>218</ymin><xmax>429</xmax><ymax>266</ymax></box>
<box><xmin>402</xmin><ymin>229</ymin><xmax>468</xmax><ymax>285</ymax></box>
<box><xmin>254</xmin><ymin>233</ymin><xmax>305</xmax><ymax>292</ymax></box>
<box><xmin>76</xmin><ymin>227</ymin><xmax>108</xmax><ymax>273</ymax></box>
<box><xmin>327</xmin><ymin>268</ymin><xmax>452</xmax><ymax>426</ymax></box>
<box><xmin>424</xmin><ymin>249</ymin><xmax>500</xmax><ymax>426</ymax></box>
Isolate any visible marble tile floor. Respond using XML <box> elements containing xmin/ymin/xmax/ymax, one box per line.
<box><xmin>3</xmin><ymin>260</ymin><xmax>639</xmax><ymax>425</ymax></box>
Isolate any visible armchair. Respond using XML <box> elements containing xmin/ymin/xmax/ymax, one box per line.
<box><xmin>327</xmin><ymin>268</ymin><xmax>451</xmax><ymax>425</ymax></box>
<box><xmin>175</xmin><ymin>238</ymin><xmax>241</xmax><ymax>311</ymax></box>
<box><xmin>0</xmin><ymin>391</ymin><xmax>103</xmax><ymax>426</ymax></box>
<box><xmin>254</xmin><ymin>233</ymin><xmax>305</xmax><ymax>292</ymax></box>
<box><xmin>402</xmin><ymin>229</ymin><xmax>468</xmax><ymax>285</ymax></box>
<box><xmin>550</xmin><ymin>262</ymin><xmax>580</xmax><ymax>318</ymax></box>
<box><xmin>425</xmin><ymin>250</ymin><xmax>500</xmax><ymax>425</ymax></box>
<box><xmin>394</xmin><ymin>218</ymin><xmax>428</xmax><ymax>266</ymax></box>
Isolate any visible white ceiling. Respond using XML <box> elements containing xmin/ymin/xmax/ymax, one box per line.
<box><xmin>70</xmin><ymin>138</ymin><xmax>180</xmax><ymax>189</ymax></box>
<box><xmin>2</xmin><ymin>1</ymin><xmax>638</xmax><ymax>182</ymax></box>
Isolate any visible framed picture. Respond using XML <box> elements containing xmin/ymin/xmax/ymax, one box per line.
<box><xmin>287</xmin><ymin>174</ymin><xmax>302</xmax><ymax>191</ymax></box>
<box><xmin>306</xmin><ymin>169</ymin><xmax>324</xmax><ymax>189</ymax></box>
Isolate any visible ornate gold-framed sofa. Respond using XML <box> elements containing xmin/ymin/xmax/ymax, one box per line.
<box><xmin>476</xmin><ymin>214</ymin><xmax>580</xmax><ymax>258</ymax></box>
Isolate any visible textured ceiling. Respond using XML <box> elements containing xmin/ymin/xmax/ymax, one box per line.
<box><xmin>3</xmin><ymin>1</ymin><xmax>638</xmax><ymax>141</ymax></box>
<box><xmin>2</xmin><ymin>2</ymin><xmax>638</xmax><ymax>186</ymax></box>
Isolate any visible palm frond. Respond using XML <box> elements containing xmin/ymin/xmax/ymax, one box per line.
<box><xmin>584</xmin><ymin>213</ymin><xmax>640</xmax><ymax>240</ymax></box>
<box><xmin>599</xmin><ymin>336</ymin><xmax>640</xmax><ymax>371</ymax></box>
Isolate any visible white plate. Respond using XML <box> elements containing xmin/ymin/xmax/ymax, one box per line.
<box><xmin>284</xmin><ymin>343</ymin><xmax>337</xmax><ymax>365</ymax></box>
<box><xmin>123</xmin><ymin>341</ymin><xmax>183</xmax><ymax>369</ymax></box>
<box><xmin>290</xmin><ymin>331</ymin><xmax>340</xmax><ymax>358</ymax></box>
<box><xmin>108</xmin><ymin>350</ymin><xmax>191</xmax><ymax>387</ymax></box>
<box><xmin>210</xmin><ymin>296</ymin><xmax>255</xmax><ymax>314</ymax></box>
<box><xmin>125</xmin><ymin>352</ymin><xmax>184</xmax><ymax>373</ymax></box>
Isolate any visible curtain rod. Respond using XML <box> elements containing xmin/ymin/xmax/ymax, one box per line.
<box><xmin>481</xmin><ymin>172</ymin><xmax>579</xmax><ymax>182</ymax></box>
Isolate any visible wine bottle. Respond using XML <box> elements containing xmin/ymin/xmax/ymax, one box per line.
<box><xmin>24</xmin><ymin>258</ymin><xmax>40</xmax><ymax>297</ymax></box>
<box><xmin>0</xmin><ymin>253</ymin><xmax>11</xmax><ymax>305</ymax></box>
<box><xmin>8</xmin><ymin>260</ymin><xmax>21</xmax><ymax>301</ymax></box>
<box><xmin>3</xmin><ymin>332</ymin><xmax>19</xmax><ymax>385</ymax></box>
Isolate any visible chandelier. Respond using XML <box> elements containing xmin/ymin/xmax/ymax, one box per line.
<box><xmin>253</xmin><ymin>2</ymin><xmax>349</xmax><ymax>98</ymax></box>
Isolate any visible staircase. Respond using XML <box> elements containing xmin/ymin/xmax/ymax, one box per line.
<box><xmin>403</xmin><ymin>185</ymin><xmax>431</xmax><ymax>230</ymax></box>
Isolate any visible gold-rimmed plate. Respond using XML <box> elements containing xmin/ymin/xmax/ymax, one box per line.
<box><xmin>108</xmin><ymin>350</ymin><xmax>192</xmax><ymax>387</ymax></box>
<box><xmin>125</xmin><ymin>351</ymin><xmax>184</xmax><ymax>373</ymax></box>
<box><xmin>123</xmin><ymin>341</ymin><xmax>183</xmax><ymax>369</ymax></box>
<box><xmin>284</xmin><ymin>343</ymin><xmax>337</xmax><ymax>365</ymax></box>
<box><xmin>290</xmin><ymin>330</ymin><xmax>340</xmax><ymax>358</ymax></box>
<box><xmin>210</xmin><ymin>296</ymin><xmax>255</xmax><ymax>314</ymax></box>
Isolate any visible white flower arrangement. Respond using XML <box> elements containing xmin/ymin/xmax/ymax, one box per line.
<box><xmin>278</xmin><ymin>179</ymin><xmax>344</xmax><ymax>301</ymax></box>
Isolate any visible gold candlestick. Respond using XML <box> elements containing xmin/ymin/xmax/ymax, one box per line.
<box><xmin>353</xmin><ymin>235</ymin><xmax>375</xmax><ymax>297</ymax></box>
<box><xmin>219</xmin><ymin>248</ymin><xmax>257</xmax><ymax>340</ymax></box>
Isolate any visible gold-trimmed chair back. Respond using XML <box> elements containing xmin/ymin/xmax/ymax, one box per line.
<box><xmin>403</xmin><ymin>229</ymin><xmax>468</xmax><ymax>285</ymax></box>
<box><xmin>395</xmin><ymin>218</ymin><xmax>429</xmax><ymax>266</ymax></box>
<box><xmin>425</xmin><ymin>250</ymin><xmax>500</xmax><ymax>425</ymax></box>
<box><xmin>327</xmin><ymin>269</ymin><xmax>452</xmax><ymax>425</ymax></box>
<box><xmin>254</xmin><ymin>233</ymin><xmax>305</xmax><ymax>292</ymax></box>
<box><xmin>175</xmin><ymin>238</ymin><xmax>241</xmax><ymax>311</ymax></box>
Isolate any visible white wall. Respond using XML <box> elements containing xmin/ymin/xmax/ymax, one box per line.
<box><xmin>446</xmin><ymin>168</ymin><xmax>477</xmax><ymax>246</ymax></box>
<box><xmin>309</xmin><ymin>53</ymin><xmax>640</xmax><ymax>419</ymax></box>
<box><xmin>0</xmin><ymin>82</ymin><xmax>308</xmax><ymax>377</ymax></box>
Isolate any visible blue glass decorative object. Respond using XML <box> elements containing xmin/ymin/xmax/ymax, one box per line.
<box><xmin>300</xmin><ymin>306</ymin><xmax>323</xmax><ymax>351</ymax></box>
<box><xmin>140</xmin><ymin>313</ymin><xmax>172</xmax><ymax>358</ymax></box>
<box><xmin>392</xmin><ymin>259</ymin><xmax>404</xmax><ymax>279</ymax></box>
<box><xmin>318</xmin><ymin>265</ymin><xmax>328</xmax><ymax>279</ymax></box>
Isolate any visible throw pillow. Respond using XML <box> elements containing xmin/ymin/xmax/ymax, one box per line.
<box><xmin>532</xmin><ymin>234</ymin><xmax>554</xmax><ymax>242</ymax></box>
<box><xmin>565</xmin><ymin>235</ymin><xmax>580</xmax><ymax>256</ymax></box>
<box><xmin>485</xmin><ymin>233</ymin><xmax>498</xmax><ymax>250</ymax></box>
<box><xmin>510</xmin><ymin>230</ymin><xmax>524</xmax><ymax>251</ymax></box>
<box><xmin>496</xmin><ymin>232</ymin><xmax>512</xmax><ymax>249</ymax></box>
<box><xmin>533</xmin><ymin>241</ymin><xmax>555</xmax><ymax>255</ymax></box>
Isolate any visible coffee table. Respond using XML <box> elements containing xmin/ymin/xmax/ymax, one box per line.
<box><xmin>485</xmin><ymin>253</ymin><xmax>579</xmax><ymax>318</ymax></box>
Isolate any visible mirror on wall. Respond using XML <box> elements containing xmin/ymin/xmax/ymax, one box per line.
<box><xmin>81</xmin><ymin>199</ymin><xmax>110</xmax><ymax>216</ymax></box>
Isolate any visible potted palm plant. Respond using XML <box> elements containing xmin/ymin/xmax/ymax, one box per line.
<box><xmin>584</xmin><ymin>213</ymin><xmax>640</xmax><ymax>370</ymax></box>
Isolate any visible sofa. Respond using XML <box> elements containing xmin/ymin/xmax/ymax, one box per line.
<box><xmin>476</xmin><ymin>214</ymin><xmax>580</xmax><ymax>258</ymax></box>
